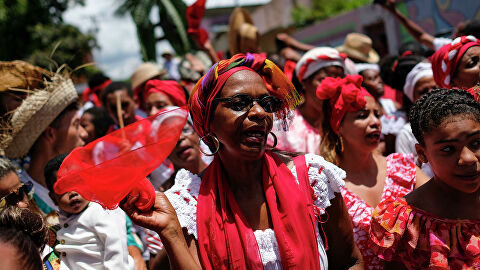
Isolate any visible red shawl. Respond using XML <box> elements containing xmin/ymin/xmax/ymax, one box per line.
<box><xmin>197</xmin><ymin>151</ymin><xmax>321</xmax><ymax>269</ymax></box>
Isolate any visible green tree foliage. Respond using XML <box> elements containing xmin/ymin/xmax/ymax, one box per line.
<box><xmin>116</xmin><ymin>0</ymin><xmax>195</xmax><ymax>62</ymax></box>
<box><xmin>292</xmin><ymin>0</ymin><xmax>371</xmax><ymax>27</ymax></box>
<box><xmin>0</xmin><ymin>0</ymin><xmax>97</xmax><ymax>75</ymax></box>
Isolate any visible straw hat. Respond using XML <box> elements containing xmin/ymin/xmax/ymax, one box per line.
<box><xmin>130</xmin><ymin>63</ymin><xmax>167</xmax><ymax>91</ymax></box>
<box><xmin>0</xmin><ymin>61</ymin><xmax>51</xmax><ymax>92</ymax></box>
<box><xmin>0</xmin><ymin>74</ymin><xmax>78</xmax><ymax>158</ymax></box>
<box><xmin>228</xmin><ymin>7</ymin><xmax>259</xmax><ymax>55</ymax></box>
<box><xmin>336</xmin><ymin>33</ymin><xmax>380</xmax><ymax>64</ymax></box>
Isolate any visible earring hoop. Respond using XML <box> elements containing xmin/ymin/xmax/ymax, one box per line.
<box><xmin>266</xmin><ymin>132</ymin><xmax>277</xmax><ymax>150</ymax></box>
<box><xmin>199</xmin><ymin>134</ymin><xmax>220</xmax><ymax>156</ymax></box>
<box><xmin>335</xmin><ymin>135</ymin><xmax>344</xmax><ymax>153</ymax></box>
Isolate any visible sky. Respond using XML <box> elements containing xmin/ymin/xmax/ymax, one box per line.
<box><xmin>63</xmin><ymin>0</ymin><xmax>270</xmax><ymax>80</ymax></box>
<box><xmin>64</xmin><ymin>0</ymin><xmax>149</xmax><ymax>80</ymax></box>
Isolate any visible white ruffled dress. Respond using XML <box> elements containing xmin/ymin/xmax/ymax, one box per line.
<box><xmin>151</xmin><ymin>154</ymin><xmax>346</xmax><ymax>269</ymax></box>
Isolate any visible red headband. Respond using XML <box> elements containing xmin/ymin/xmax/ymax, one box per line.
<box><xmin>144</xmin><ymin>80</ymin><xmax>187</xmax><ymax>107</ymax></box>
<box><xmin>316</xmin><ymin>75</ymin><xmax>372</xmax><ymax>134</ymax></box>
<box><xmin>430</xmin><ymin>35</ymin><xmax>480</xmax><ymax>88</ymax></box>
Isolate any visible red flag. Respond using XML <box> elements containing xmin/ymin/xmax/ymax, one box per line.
<box><xmin>55</xmin><ymin>107</ymin><xmax>188</xmax><ymax>210</ymax></box>
<box><xmin>186</xmin><ymin>0</ymin><xmax>209</xmax><ymax>45</ymax></box>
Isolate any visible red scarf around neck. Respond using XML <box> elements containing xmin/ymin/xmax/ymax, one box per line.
<box><xmin>196</xmin><ymin>151</ymin><xmax>321</xmax><ymax>269</ymax></box>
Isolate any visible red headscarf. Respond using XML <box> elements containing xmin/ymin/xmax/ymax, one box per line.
<box><xmin>54</xmin><ymin>107</ymin><xmax>188</xmax><ymax>210</ymax></box>
<box><xmin>430</xmin><ymin>35</ymin><xmax>480</xmax><ymax>89</ymax></box>
<box><xmin>82</xmin><ymin>79</ymin><xmax>112</xmax><ymax>107</ymax></box>
<box><xmin>316</xmin><ymin>75</ymin><xmax>372</xmax><ymax>134</ymax></box>
<box><xmin>189</xmin><ymin>53</ymin><xmax>321</xmax><ymax>269</ymax></box>
<box><xmin>143</xmin><ymin>80</ymin><xmax>187</xmax><ymax>107</ymax></box>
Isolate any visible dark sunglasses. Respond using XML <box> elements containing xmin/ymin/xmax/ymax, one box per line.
<box><xmin>0</xmin><ymin>181</ymin><xmax>33</xmax><ymax>209</ymax></box>
<box><xmin>214</xmin><ymin>94</ymin><xmax>283</xmax><ymax>113</ymax></box>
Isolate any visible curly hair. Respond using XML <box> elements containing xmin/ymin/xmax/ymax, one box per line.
<box><xmin>0</xmin><ymin>206</ymin><xmax>48</xmax><ymax>270</ymax></box>
<box><xmin>409</xmin><ymin>88</ymin><xmax>480</xmax><ymax>146</ymax></box>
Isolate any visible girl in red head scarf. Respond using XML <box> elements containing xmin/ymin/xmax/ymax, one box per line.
<box><xmin>317</xmin><ymin>75</ymin><xmax>429</xmax><ymax>269</ymax></box>
<box><xmin>121</xmin><ymin>53</ymin><xmax>363</xmax><ymax>269</ymax></box>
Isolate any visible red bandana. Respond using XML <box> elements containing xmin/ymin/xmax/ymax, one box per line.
<box><xmin>144</xmin><ymin>80</ymin><xmax>187</xmax><ymax>107</ymax></box>
<box><xmin>197</xmin><ymin>151</ymin><xmax>321</xmax><ymax>269</ymax></box>
<box><xmin>430</xmin><ymin>35</ymin><xmax>480</xmax><ymax>88</ymax></box>
<box><xmin>316</xmin><ymin>74</ymin><xmax>372</xmax><ymax>134</ymax></box>
<box><xmin>81</xmin><ymin>79</ymin><xmax>112</xmax><ymax>107</ymax></box>
<box><xmin>54</xmin><ymin>107</ymin><xmax>188</xmax><ymax>210</ymax></box>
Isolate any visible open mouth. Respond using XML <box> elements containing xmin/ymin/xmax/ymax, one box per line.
<box><xmin>177</xmin><ymin>145</ymin><xmax>193</xmax><ymax>158</ymax></box>
<box><xmin>365</xmin><ymin>131</ymin><xmax>381</xmax><ymax>141</ymax></box>
<box><xmin>243</xmin><ymin>130</ymin><xmax>266</xmax><ymax>145</ymax></box>
<box><xmin>69</xmin><ymin>199</ymin><xmax>82</xmax><ymax>208</ymax></box>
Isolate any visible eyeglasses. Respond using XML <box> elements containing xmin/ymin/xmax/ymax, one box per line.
<box><xmin>182</xmin><ymin>124</ymin><xmax>195</xmax><ymax>136</ymax></box>
<box><xmin>0</xmin><ymin>181</ymin><xmax>33</xmax><ymax>209</ymax></box>
<box><xmin>214</xmin><ymin>94</ymin><xmax>283</xmax><ymax>113</ymax></box>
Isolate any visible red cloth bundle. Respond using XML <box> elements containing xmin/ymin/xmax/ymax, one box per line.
<box><xmin>186</xmin><ymin>0</ymin><xmax>208</xmax><ymax>45</ymax></box>
<box><xmin>54</xmin><ymin>107</ymin><xmax>188</xmax><ymax>210</ymax></box>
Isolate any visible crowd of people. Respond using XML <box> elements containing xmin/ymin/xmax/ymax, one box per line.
<box><xmin>1</xmin><ymin>0</ymin><xmax>480</xmax><ymax>269</ymax></box>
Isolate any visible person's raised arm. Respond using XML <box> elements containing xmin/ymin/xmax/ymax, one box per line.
<box><xmin>380</xmin><ymin>0</ymin><xmax>436</xmax><ymax>50</ymax></box>
<box><xmin>121</xmin><ymin>192</ymin><xmax>201</xmax><ymax>270</ymax></box>
<box><xmin>323</xmin><ymin>193</ymin><xmax>364</xmax><ymax>270</ymax></box>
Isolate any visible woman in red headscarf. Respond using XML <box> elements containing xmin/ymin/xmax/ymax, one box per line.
<box><xmin>317</xmin><ymin>75</ymin><xmax>429</xmax><ymax>270</ymax></box>
<box><xmin>430</xmin><ymin>35</ymin><xmax>480</xmax><ymax>90</ymax></box>
<box><xmin>122</xmin><ymin>53</ymin><xmax>363</xmax><ymax>269</ymax></box>
<box><xmin>142</xmin><ymin>80</ymin><xmax>188</xmax><ymax>117</ymax></box>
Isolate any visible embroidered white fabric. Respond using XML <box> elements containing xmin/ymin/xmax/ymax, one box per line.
<box><xmin>164</xmin><ymin>153</ymin><xmax>345</xmax><ymax>267</ymax></box>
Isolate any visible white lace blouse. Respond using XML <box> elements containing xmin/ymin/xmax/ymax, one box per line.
<box><xmin>158</xmin><ymin>154</ymin><xmax>345</xmax><ymax>269</ymax></box>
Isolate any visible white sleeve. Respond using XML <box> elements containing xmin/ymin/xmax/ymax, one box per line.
<box><xmin>395</xmin><ymin>125</ymin><xmax>417</xmax><ymax>154</ymax></box>
<box><xmin>164</xmin><ymin>169</ymin><xmax>201</xmax><ymax>239</ymax></box>
<box><xmin>291</xmin><ymin>154</ymin><xmax>346</xmax><ymax>214</ymax></box>
<box><xmin>89</xmin><ymin>204</ymin><xmax>132</xmax><ymax>270</ymax></box>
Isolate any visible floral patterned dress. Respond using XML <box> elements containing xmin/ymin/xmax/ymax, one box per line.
<box><xmin>340</xmin><ymin>153</ymin><xmax>417</xmax><ymax>269</ymax></box>
<box><xmin>370</xmin><ymin>198</ymin><xmax>480</xmax><ymax>269</ymax></box>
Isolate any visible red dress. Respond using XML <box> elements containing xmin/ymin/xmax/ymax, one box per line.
<box><xmin>340</xmin><ymin>153</ymin><xmax>416</xmax><ymax>269</ymax></box>
<box><xmin>370</xmin><ymin>198</ymin><xmax>480</xmax><ymax>269</ymax></box>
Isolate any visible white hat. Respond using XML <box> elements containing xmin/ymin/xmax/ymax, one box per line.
<box><xmin>295</xmin><ymin>47</ymin><xmax>346</xmax><ymax>81</ymax></box>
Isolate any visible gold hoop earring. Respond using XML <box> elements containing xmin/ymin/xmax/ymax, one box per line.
<box><xmin>266</xmin><ymin>132</ymin><xmax>277</xmax><ymax>150</ymax></box>
<box><xmin>199</xmin><ymin>133</ymin><xmax>220</xmax><ymax>156</ymax></box>
<box><xmin>336</xmin><ymin>136</ymin><xmax>344</xmax><ymax>153</ymax></box>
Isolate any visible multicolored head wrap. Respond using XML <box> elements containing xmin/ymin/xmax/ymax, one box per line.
<box><xmin>316</xmin><ymin>74</ymin><xmax>372</xmax><ymax>134</ymax></box>
<box><xmin>430</xmin><ymin>35</ymin><xmax>480</xmax><ymax>88</ymax></box>
<box><xmin>189</xmin><ymin>53</ymin><xmax>302</xmax><ymax>143</ymax></box>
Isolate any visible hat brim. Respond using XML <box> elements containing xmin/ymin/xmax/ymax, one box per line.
<box><xmin>228</xmin><ymin>7</ymin><xmax>254</xmax><ymax>55</ymax></box>
<box><xmin>337</xmin><ymin>45</ymin><xmax>379</xmax><ymax>64</ymax></box>
<box><xmin>3</xmin><ymin>78</ymin><xmax>78</xmax><ymax>158</ymax></box>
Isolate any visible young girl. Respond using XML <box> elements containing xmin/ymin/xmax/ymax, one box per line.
<box><xmin>370</xmin><ymin>89</ymin><xmax>480</xmax><ymax>269</ymax></box>
<box><xmin>317</xmin><ymin>75</ymin><xmax>428</xmax><ymax>269</ymax></box>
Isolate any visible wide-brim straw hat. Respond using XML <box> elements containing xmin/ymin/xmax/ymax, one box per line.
<box><xmin>0</xmin><ymin>74</ymin><xmax>78</xmax><ymax>158</ymax></box>
<box><xmin>228</xmin><ymin>7</ymin><xmax>259</xmax><ymax>55</ymax></box>
<box><xmin>130</xmin><ymin>63</ymin><xmax>167</xmax><ymax>90</ymax></box>
<box><xmin>336</xmin><ymin>33</ymin><xmax>380</xmax><ymax>64</ymax></box>
<box><xmin>0</xmin><ymin>60</ymin><xmax>51</xmax><ymax>92</ymax></box>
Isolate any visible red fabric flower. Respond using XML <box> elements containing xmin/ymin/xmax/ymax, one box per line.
<box><xmin>316</xmin><ymin>75</ymin><xmax>371</xmax><ymax>134</ymax></box>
